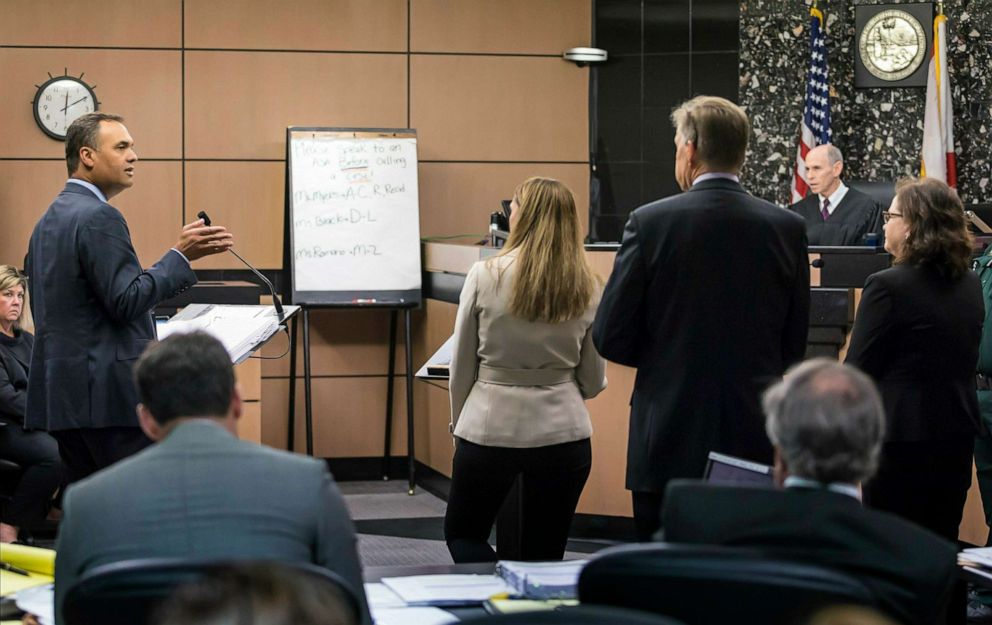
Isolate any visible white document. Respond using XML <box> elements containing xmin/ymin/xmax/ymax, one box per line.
<box><xmin>15</xmin><ymin>583</ymin><xmax>53</xmax><ymax>625</ymax></box>
<box><xmin>158</xmin><ymin>305</ymin><xmax>279</xmax><ymax>363</ymax></box>
<box><xmin>372</xmin><ymin>607</ymin><xmax>458</xmax><ymax>625</ymax></box>
<box><xmin>365</xmin><ymin>582</ymin><xmax>407</xmax><ymax>608</ymax></box>
<box><xmin>381</xmin><ymin>574</ymin><xmax>512</xmax><ymax>606</ymax></box>
<box><xmin>961</xmin><ymin>547</ymin><xmax>992</xmax><ymax>569</ymax></box>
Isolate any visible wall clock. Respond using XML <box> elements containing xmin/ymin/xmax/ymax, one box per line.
<box><xmin>855</xmin><ymin>4</ymin><xmax>932</xmax><ymax>88</ymax></box>
<box><xmin>33</xmin><ymin>72</ymin><xmax>98</xmax><ymax>140</ymax></box>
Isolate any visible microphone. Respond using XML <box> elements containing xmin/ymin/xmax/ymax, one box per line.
<box><xmin>810</xmin><ymin>259</ymin><xmax>825</xmax><ymax>269</ymax></box>
<box><xmin>197</xmin><ymin>211</ymin><xmax>286</xmax><ymax>323</ymax></box>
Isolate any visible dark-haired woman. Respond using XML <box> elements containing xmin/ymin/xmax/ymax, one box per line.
<box><xmin>846</xmin><ymin>178</ymin><xmax>983</xmax><ymax>543</ymax></box>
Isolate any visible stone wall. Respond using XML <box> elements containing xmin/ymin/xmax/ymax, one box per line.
<box><xmin>740</xmin><ymin>0</ymin><xmax>991</xmax><ymax>206</ymax></box>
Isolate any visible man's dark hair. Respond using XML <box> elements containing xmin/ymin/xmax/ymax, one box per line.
<box><xmin>135</xmin><ymin>332</ymin><xmax>234</xmax><ymax>425</ymax></box>
<box><xmin>65</xmin><ymin>112</ymin><xmax>125</xmax><ymax>176</ymax></box>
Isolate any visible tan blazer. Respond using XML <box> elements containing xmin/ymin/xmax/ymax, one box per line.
<box><xmin>449</xmin><ymin>254</ymin><xmax>607</xmax><ymax>448</ymax></box>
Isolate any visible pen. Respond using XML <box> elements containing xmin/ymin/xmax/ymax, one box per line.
<box><xmin>0</xmin><ymin>561</ymin><xmax>31</xmax><ymax>576</ymax></box>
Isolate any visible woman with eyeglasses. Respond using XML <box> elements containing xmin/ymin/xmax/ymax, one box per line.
<box><xmin>445</xmin><ymin>177</ymin><xmax>606</xmax><ymax>563</ymax></box>
<box><xmin>846</xmin><ymin>178</ymin><xmax>982</xmax><ymax>544</ymax></box>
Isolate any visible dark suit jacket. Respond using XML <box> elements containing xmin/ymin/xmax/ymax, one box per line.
<box><xmin>846</xmin><ymin>264</ymin><xmax>983</xmax><ymax>441</ymax></box>
<box><xmin>790</xmin><ymin>187</ymin><xmax>882</xmax><ymax>246</ymax></box>
<box><xmin>0</xmin><ymin>330</ymin><xmax>32</xmax><ymax>425</ymax></box>
<box><xmin>24</xmin><ymin>183</ymin><xmax>195</xmax><ymax>431</ymax></box>
<box><xmin>592</xmin><ymin>178</ymin><xmax>810</xmax><ymax>492</ymax></box>
<box><xmin>661</xmin><ymin>481</ymin><xmax>957</xmax><ymax>625</ymax></box>
<box><xmin>54</xmin><ymin>421</ymin><xmax>371</xmax><ymax>625</ymax></box>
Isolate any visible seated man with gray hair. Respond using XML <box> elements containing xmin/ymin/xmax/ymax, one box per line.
<box><xmin>660</xmin><ymin>358</ymin><xmax>956</xmax><ymax>625</ymax></box>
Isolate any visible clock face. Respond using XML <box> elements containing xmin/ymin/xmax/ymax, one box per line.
<box><xmin>33</xmin><ymin>76</ymin><xmax>98</xmax><ymax>140</ymax></box>
<box><xmin>858</xmin><ymin>10</ymin><xmax>927</xmax><ymax>81</ymax></box>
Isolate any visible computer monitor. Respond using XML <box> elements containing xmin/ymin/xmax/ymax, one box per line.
<box><xmin>703</xmin><ymin>451</ymin><xmax>775</xmax><ymax>488</ymax></box>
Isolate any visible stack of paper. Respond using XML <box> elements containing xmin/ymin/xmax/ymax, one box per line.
<box><xmin>496</xmin><ymin>560</ymin><xmax>588</xmax><ymax>600</ymax></box>
<box><xmin>158</xmin><ymin>305</ymin><xmax>279</xmax><ymax>363</ymax></box>
<box><xmin>961</xmin><ymin>547</ymin><xmax>992</xmax><ymax>581</ymax></box>
<box><xmin>380</xmin><ymin>574</ymin><xmax>512</xmax><ymax>607</ymax></box>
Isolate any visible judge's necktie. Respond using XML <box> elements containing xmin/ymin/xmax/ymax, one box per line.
<box><xmin>820</xmin><ymin>198</ymin><xmax>830</xmax><ymax>221</ymax></box>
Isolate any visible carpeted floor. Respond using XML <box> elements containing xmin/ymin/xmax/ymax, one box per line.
<box><xmin>341</xmin><ymin>479</ymin><xmax>605</xmax><ymax>567</ymax></box>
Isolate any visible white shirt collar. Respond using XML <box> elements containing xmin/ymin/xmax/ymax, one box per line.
<box><xmin>818</xmin><ymin>181</ymin><xmax>848</xmax><ymax>215</ymax></box>
<box><xmin>692</xmin><ymin>172</ymin><xmax>740</xmax><ymax>186</ymax></box>
<box><xmin>67</xmin><ymin>178</ymin><xmax>107</xmax><ymax>203</ymax></box>
<box><xmin>784</xmin><ymin>475</ymin><xmax>861</xmax><ymax>501</ymax></box>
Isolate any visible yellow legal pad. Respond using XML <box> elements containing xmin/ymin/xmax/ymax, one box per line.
<box><xmin>0</xmin><ymin>543</ymin><xmax>55</xmax><ymax>595</ymax></box>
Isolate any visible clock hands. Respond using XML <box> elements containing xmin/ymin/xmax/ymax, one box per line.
<box><xmin>61</xmin><ymin>95</ymin><xmax>88</xmax><ymax>114</ymax></box>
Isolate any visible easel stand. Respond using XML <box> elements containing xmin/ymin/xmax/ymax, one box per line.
<box><xmin>287</xmin><ymin>304</ymin><xmax>417</xmax><ymax>494</ymax></box>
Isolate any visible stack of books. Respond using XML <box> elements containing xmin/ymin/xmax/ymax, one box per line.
<box><xmin>959</xmin><ymin>547</ymin><xmax>992</xmax><ymax>582</ymax></box>
<box><xmin>495</xmin><ymin>560</ymin><xmax>588</xmax><ymax>600</ymax></box>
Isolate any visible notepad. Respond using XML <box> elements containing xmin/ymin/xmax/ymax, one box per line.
<box><xmin>380</xmin><ymin>574</ymin><xmax>512</xmax><ymax>606</ymax></box>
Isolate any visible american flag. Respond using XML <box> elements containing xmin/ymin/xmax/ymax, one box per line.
<box><xmin>791</xmin><ymin>5</ymin><xmax>832</xmax><ymax>203</ymax></box>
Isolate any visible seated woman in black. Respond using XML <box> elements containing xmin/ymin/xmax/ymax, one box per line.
<box><xmin>0</xmin><ymin>265</ymin><xmax>61</xmax><ymax>543</ymax></box>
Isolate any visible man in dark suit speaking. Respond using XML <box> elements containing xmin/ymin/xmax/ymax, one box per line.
<box><xmin>592</xmin><ymin>96</ymin><xmax>810</xmax><ymax>539</ymax></box>
<box><xmin>789</xmin><ymin>144</ymin><xmax>882</xmax><ymax>246</ymax></box>
<box><xmin>25</xmin><ymin>112</ymin><xmax>233</xmax><ymax>485</ymax></box>
<box><xmin>661</xmin><ymin>359</ymin><xmax>957</xmax><ymax>625</ymax></box>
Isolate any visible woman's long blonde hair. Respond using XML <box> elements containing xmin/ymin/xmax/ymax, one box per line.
<box><xmin>496</xmin><ymin>177</ymin><xmax>597</xmax><ymax>323</ymax></box>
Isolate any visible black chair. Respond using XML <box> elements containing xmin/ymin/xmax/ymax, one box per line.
<box><xmin>62</xmin><ymin>558</ymin><xmax>362</xmax><ymax>625</ymax></box>
<box><xmin>846</xmin><ymin>180</ymin><xmax>895</xmax><ymax>211</ymax></box>
<box><xmin>578</xmin><ymin>543</ymin><xmax>876</xmax><ymax>625</ymax></box>
<box><xmin>459</xmin><ymin>605</ymin><xmax>688</xmax><ymax>625</ymax></box>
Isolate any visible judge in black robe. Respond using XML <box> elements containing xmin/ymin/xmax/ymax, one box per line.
<box><xmin>791</xmin><ymin>185</ymin><xmax>882</xmax><ymax>246</ymax></box>
<box><xmin>789</xmin><ymin>144</ymin><xmax>882</xmax><ymax>246</ymax></box>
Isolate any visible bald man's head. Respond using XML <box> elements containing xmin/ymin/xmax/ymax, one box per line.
<box><xmin>805</xmin><ymin>144</ymin><xmax>844</xmax><ymax>197</ymax></box>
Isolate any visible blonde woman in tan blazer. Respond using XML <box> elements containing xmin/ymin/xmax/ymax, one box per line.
<box><xmin>445</xmin><ymin>177</ymin><xmax>606</xmax><ymax>563</ymax></box>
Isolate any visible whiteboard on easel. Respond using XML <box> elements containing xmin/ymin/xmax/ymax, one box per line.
<box><xmin>286</xmin><ymin>127</ymin><xmax>422</xmax><ymax>305</ymax></box>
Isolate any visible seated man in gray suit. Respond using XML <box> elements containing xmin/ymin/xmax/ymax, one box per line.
<box><xmin>661</xmin><ymin>359</ymin><xmax>957</xmax><ymax>625</ymax></box>
<box><xmin>54</xmin><ymin>332</ymin><xmax>370</xmax><ymax>625</ymax></box>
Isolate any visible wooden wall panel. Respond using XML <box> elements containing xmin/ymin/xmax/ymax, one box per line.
<box><xmin>580</xmin><ymin>362</ymin><xmax>634</xmax><ymax>516</ymax></box>
<box><xmin>0</xmin><ymin>49</ymin><xmax>182</xmax><ymax>159</ymax></box>
<box><xmin>1</xmin><ymin>0</ymin><xmax>181</xmax><ymax>48</ymax></box>
<box><xmin>411</xmin><ymin>55</ymin><xmax>588</xmax><ymax>162</ymax></box>
<box><xmin>262</xmin><ymin>377</ymin><xmax>412</xmax><ymax>457</ymax></box>
<box><xmin>184</xmin><ymin>161</ymin><xmax>284</xmax><ymax>269</ymax></box>
<box><xmin>412</xmin><ymin>0</ymin><xmax>591</xmax><ymax>54</ymax></box>
<box><xmin>418</xmin><ymin>163</ymin><xmax>589</xmax><ymax>237</ymax></box>
<box><xmin>0</xmin><ymin>160</ymin><xmax>181</xmax><ymax>268</ymax></box>
<box><xmin>184</xmin><ymin>0</ymin><xmax>406</xmax><ymax>52</ymax></box>
<box><xmin>260</xmin><ymin>309</ymin><xmax>409</xmax><ymax>377</ymax></box>
<box><xmin>0</xmin><ymin>161</ymin><xmax>66</xmax><ymax>268</ymax></box>
<box><xmin>107</xmin><ymin>162</ymin><xmax>184</xmax><ymax>267</ymax></box>
<box><xmin>184</xmin><ymin>51</ymin><xmax>407</xmax><ymax>160</ymax></box>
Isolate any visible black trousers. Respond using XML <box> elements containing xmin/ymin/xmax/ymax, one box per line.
<box><xmin>631</xmin><ymin>490</ymin><xmax>665</xmax><ymax>542</ymax></box>
<box><xmin>444</xmin><ymin>437</ymin><xmax>591</xmax><ymax>563</ymax></box>
<box><xmin>0</xmin><ymin>422</ymin><xmax>62</xmax><ymax>527</ymax></box>
<box><xmin>52</xmin><ymin>427</ymin><xmax>151</xmax><ymax>486</ymax></box>
<box><xmin>864</xmin><ymin>436</ymin><xmax>973</xmax><ymax>625</ymax></box>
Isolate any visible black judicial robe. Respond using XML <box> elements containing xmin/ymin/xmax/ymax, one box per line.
<box><xmin>790</xmin><ymin>187</ymin><xmax>882</xmax><ymax>246</ymax></box>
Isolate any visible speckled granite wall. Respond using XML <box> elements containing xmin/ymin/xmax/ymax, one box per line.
<box><xmin>740</xmin><ymin>0</ymin><xmax>992</xmax><ymax>206</ymax></box>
